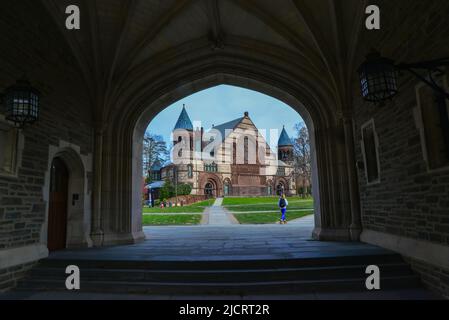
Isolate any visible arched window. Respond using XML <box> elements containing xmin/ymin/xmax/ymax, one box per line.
<box><xmin>205</xmin><ymin>182</ymin><xmax>214</xmax><ymax>198</ymax></box>
<box><xmin>276</xmin><ymin>183</ymin><xmax>285</xmax><ymax>195</ymax></box>
<box><xmin>224</xmin><ymin>179</ymin><xmax>231</xmax><ymax>196</ymax></box>
<box><xmin>244</xmin><ymin>136</ymin><xmax>249</xmax><ymax>164</ymax></box>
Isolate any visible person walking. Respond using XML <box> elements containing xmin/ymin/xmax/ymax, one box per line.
<box><xmin>278</xmin><ymin>193</ymin><xmax>288</xmax><ymax>224</ymax></box>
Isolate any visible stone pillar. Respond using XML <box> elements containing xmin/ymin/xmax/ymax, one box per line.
<box><xmin>343</xmin><ymin>114</ymin><xmax>362</xmax><ymax>241</ymax></box>
<box><xmin>312</xmin><ymin>123</ymin><xmax>353</xmax><ymax>241</ymax></box>
<box><xmin>93</xmin><ymin>120</ymin><xmax>145</xmax><ymax>247</ymax></box>
<box><xmin>90</xmin><ymin>125</ymin><xmax>104</xmax><ymax>246</ymax></box>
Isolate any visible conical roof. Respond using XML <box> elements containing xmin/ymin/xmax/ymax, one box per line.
<box><xmin>174</xmin><ymin>105</ymin><xmax>193</xmax><ymax>130</ymax></box>
<box><xmin>278</xmin><ymin>126</ymin><xmax>293</xmax><ymax>146</ymax></box>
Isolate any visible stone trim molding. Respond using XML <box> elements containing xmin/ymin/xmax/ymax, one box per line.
<box><xmin>40</xmin><ymin>140</ymin><xmax>93</xmax><ymax>248</ymax></box>
<box><xmin>0</xmin><ymin>116</ymin><xmax>25</xmax><ymax>179</ymax></box>
<box><xmin>360</xmin><ymin>119</ymin><xmax>381</xmax><ymax>185</ymax></box>
<box><xmin>361</xmin><ymin>229</ymin><xmax>449</xmax><ymax>270</ymax></box>
<box><xmin>0</xmin><ymin>244</ymin><xmax>48</xmax><ymax>270</ymax></box>
<box><xmin>413</xmin><ymin>72</ymin><xmax>449</xmax><ymax>174</ymax></box>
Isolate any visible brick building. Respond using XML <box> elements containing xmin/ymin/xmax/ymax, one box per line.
<box><xmin>158</xmin><ymin>107</ymin><xmax>296</xmax><ymax>197</ymax></box>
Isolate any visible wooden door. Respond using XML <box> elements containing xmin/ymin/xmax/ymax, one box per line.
<box><xmin>47</xmin><ymin>158</ymin><xmax>69</xmax><ymax>252</ymax></box>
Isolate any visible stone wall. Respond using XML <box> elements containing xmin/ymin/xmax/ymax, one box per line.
<box><xmin>354</xmin><ymin>82</ymin><xmax>449</xmax><ymax>244</ymax></box>
<box><xmin>0</xmin><ymin>261</ymin><xmax>36</xmax><ymax>293</ymax></box>
<box><xmin>0</xmin><ymin>1</ymin><xmax>94</xmax><ymax>290</ymax></box>
<box><xmin>405</xmin><ymin>257</ymin><xmax>449</xmax><ymax>299</ymax></box>
<box><xmin>354</xmin><ymin>1</ymin><xmax>449</xmax><ymax>297</ymax></box>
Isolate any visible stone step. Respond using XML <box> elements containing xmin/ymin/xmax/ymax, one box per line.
<box><xmin>17</xmin><ymin>275</ymin><xmax>422</xmax><ymax>295</ymax></box>
<box><xmin>36</xmin><ymin>253</ymin><xmax>404</xmax><ymax>270</ymax></box>
<box><xmin>16</xmin><ymin>251</ymin><xmax>424</xmax><ymax>295</ymax></box>
<box><xmin>25</xmin><ymin>263</ymin><xmax>413</xmax><ymax>283</ymax></box>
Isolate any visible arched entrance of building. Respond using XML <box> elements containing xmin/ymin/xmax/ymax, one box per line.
<box><xmin>204</xmin><ymin>182</ymin><xmax>215</xmax><ymax>198</ymax></box>
<box><xmin>95</xmin><ymin>59</ymin><xmax>362</xmax><ymax>245</ymax></box>
<box><xmin>276</xmin><ymin>183</ymin><xmax>285</xmax><ymax>196</ymax></box>
<box><xmin>124</xmin><ymin>77</ymin><xmax>333</xmax><ymax>243</ymax></box>
<box><xmin>47</xmin><ymin>158</ymin><xmax>69</xmax><ymax>251</ymax></box>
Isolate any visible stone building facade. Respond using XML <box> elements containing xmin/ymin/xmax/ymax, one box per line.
<box><xmin>158</xmin><ymin>107</ymin><xmax>296</xmax><ymax>197</ymax></box>
<box><xmin>0</xmin><ymin>0</ymin><xmax>449</xmax><ymax>298</ymax></box>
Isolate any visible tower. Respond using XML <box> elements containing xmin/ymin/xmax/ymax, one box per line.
<box><xmin>173</xmin><ymin>104</ymin><xmax>194</xmax><ymax>159</ymax></box>
<box><xmin>278</xmin><ymin>126</ymin><xmax>294</xmax><ymax>163</ymax></box>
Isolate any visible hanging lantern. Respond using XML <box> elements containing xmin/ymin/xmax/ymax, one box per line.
<box><xmin>358</xmin><ymin>51</ymin><xmax>398</xmax><ymax>103</ymax></box>
<box><xmin>3</xmin><ymin>79</ymin><xmax>40</xmax><ymax>128</ymax></box>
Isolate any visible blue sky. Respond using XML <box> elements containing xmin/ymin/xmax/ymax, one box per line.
<box><xmin>146</xmin><ymin>85</ymin><xmax>304</xmax><ymax>148</ymax></box>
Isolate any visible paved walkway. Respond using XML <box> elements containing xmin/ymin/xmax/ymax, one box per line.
<box><xmin>1</xmin><ymin>215</ymin><xmax>439</xmax><ymax>300</ymax></box>
<box><xmin>143</xmin><ymin>212</ymin><xmax>201</xmax><ymax>215</ymax></box>
<box><xmin>228</xmin><ymin>209</ymin><xmax>313</xmax><ymax>214</ymax></box>
<box><xmin>206</xmin><ymin>198</ymin><xmax>236</xmax><ymax>225</ymax></box>
<box><xmin>288</xmin><ymin>214</ymin><xmax>315</xmax><ymax>225</ymax></box>
<box><xmin>27</xmin><ymin>219</ymin><xmax>392</xmax><ymax>262</ymax></box>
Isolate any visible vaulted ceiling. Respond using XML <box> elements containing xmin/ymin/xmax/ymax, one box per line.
<box><xmin>4</xmin><ymin>0</ymin><xmax>447</xmax><ymax>124</ymax></box>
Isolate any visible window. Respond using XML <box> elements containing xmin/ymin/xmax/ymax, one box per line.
<box><xmin>416</xmin><ymin>75</ymin><xmax>449</xmax><ymax>171</ymax></box>
<box><xmin>361</xmin><ymin>119</ymin><xmax>381</xmax><ymax>184</ymax></box>
<box><xmin>277</xmin><ymin>167</ymin><xmax>285</xmax><ymax>176</ymax></box>
<box><xmin>224</xmin><ymin>181</ymin><xmax>231</xmax><ymax>196</ymax></box>
<box><xmin>244</xmin><ymin>136</ymin><xmax>248</xmax><ymax>164</ymax></box>
<box><xmin>205</xmin><ymin>162</ymin><xmax>218</xmax><ymax>172</ymax></box>
<box><xmin>0</xmin><ymin>120</ymin><xmax>21</xmax><ymax>177</ymax></box>
<box><xmin>187</xmin><ymin>164</ymin><xmax>193</xmax><ymax>178</ymax></box>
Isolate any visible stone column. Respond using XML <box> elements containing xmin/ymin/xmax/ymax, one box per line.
<box><xmin>90</xmin><ymin>125</ymin><xmax>104</xmax><ymax>246</ymax></box>
<box><xmin>312</xmin><ymin>124</ymin><xmax>349</xmax><ymax>241</ymax></box>
<box><xmin>343</xmin><ymin>114</ymin><xmax>362</xmax><ymax>241</ymax></box>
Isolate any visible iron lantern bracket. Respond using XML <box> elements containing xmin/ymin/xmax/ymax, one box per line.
<box><xmin>395</xmin><ymin>57</ymin><xmax>449</xmax><ymax>101</ymax></box>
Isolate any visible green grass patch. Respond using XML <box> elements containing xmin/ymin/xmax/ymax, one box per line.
<box><xmin>189</xmin><ymin>199</ymin><xmax>216</xmax><ymax>207</ymax></box>
<box><xmin>223</xmin><ymin>197</ymin><xmax>280</xmax><ymax>205</ymax></box>
<box><xmin>143</xmin><ymin>199</ymin><xmax>215</xmax><ymax>213</ymax></box>
<box><xmin>224</xmin><ymin>198</ymin><xmax>314</xmax><ymax>213</ymax></box>
<box><xmin>142</xmin><ymin>214</ymin><xmax>202</xmax><ymax>226</ymax></box>
<box><xmin>234</xmin><ymin>211</ymin><xmax>313</xmax><ymax>224</ymax></box>
<box><xmin>223</xmin><ymin>197</ymin><xmax>313</xmax><ymax>206</ymax></box>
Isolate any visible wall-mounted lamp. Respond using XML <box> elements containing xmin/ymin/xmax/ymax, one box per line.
<box><xmin>358</xmin><ymin>50</ymin><xmax>449</xmax><ymax>104</ymax></box>
<box><xmin>0</xmin><ymin>78</ymin><xmax>40</xmax><ymax>128</ymax></box>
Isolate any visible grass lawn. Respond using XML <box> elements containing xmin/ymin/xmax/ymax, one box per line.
<box><xmin>143</xmin><ymin>199</ymin><xmax>215</xmax><ymax>214</ymax></box>
<box><xmin>234</xmin><ymin>210</ymin><xmax>313</xmax><ymax>224</ymax></box>
<box><xmin>224</xmin><ymin>197</ymin><xmax>314</xmax><ymax>212</ymax></box>
<box><xmin>223</xmin><ymin>197</ymin><xmax>313</xmax><ymax>205</ymax></box>
<box><xmin>223</xmin><ymin>197</ymin><xmax>281</xmax><ymax>205</ymax></box>
<box><xmin>142</xmin><ymin>214</ymin><xmax>202</xmax><ymax>226</ymax></box>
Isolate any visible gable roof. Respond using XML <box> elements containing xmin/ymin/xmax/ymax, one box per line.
<box><xmin>211</xmin><ymin>117</ymin><xmax>244</xmax><ymax>142</ymax></box>
<box><xmin>174</xmin><ymin>105</ymin><xmax>193</xmax><ymax>131</ymax></box>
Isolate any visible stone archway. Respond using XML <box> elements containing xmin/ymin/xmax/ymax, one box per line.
<box><xmin>94</xmin><ymin>58</ymin><xmax>361</xmax><ymax>246</ymax></box>
<box><xmin>275</xmin><ymin>178</ymin><xmax>288</xmax><ymax>196</ymax></box>
<box><xmin>204</xmin><ymin>182</ymin><xmax>215</xmax><ymax>198</ymax></box>
<box><xmin>198</xmin><ymin>173</ymin><xmax>223</xmax><ymax>198</ymax></box>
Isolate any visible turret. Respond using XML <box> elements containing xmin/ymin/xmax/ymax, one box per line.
<box><xmin>173</xmin><ymin>104</ymin><xmax>194</xmax><ymax>144</ymax></box>
<box><xmin>278</xmin><ymin>126</ymin><xmax>294</xmax><ymax>163</ymax></box>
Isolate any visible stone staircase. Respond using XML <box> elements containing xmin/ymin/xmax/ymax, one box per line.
<box><xmin>16</xmin><ymin>253</ymin><xmax>425</xmax><ymax>296</ymax></box>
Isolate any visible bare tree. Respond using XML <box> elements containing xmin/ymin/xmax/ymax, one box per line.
<box><xmin>142</xmin><ymin>133</ymin><xmax>169</xmax><ymax>180</ymax></box>
<box><xmin>293</xmin><ymin>122</ymin><xmax>312</xmax><ymax>193</ymax></box>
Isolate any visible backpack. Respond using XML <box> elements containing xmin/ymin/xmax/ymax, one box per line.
<box><xmin>279</xmin><ymin>198</ymin><xmax>286</xmax><ymax>208</ymax></box>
